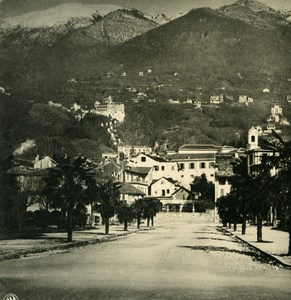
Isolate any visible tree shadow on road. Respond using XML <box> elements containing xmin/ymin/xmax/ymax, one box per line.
<box><xmin>177</xmin><ymin>245</ymin><xmax>279</xmax><ymax>265</ymax></box>
<box><xmin>178</xmin><ymin>245</ymin><xmax>253</xmax><ymax>256</ymax></box>
<box><xmin>195</xmin><ymin>237</ymin><xmax>237</xmax><ymax>243</ymax></box>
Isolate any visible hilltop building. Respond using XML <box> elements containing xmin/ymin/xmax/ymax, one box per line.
<box><xmin>94</xmin><ymin>96</ymin><xmax>125</xmax><ymax>122</ymax></box>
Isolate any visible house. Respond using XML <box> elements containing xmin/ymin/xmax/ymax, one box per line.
<box><xmin>120</xmin><ymin>166</ymin><xmax>151</xmax><ymax>196</ymax></box>
<box><xmin>271</xmin><ymin>104</ymin><xmax>283</xmax><ymax>123</ymax></box>
<box><xmin>139</xmin><ymin>72</ymin><xmax>144</xmax><ymax>76</ymax></box>
<box><xmin>94</xmin><ymin>96</ymin><xmax>125</xmax><ymax>122</ymax></box>
<box><xmin>146</xmin><ymin>160</ymin><xmax>180</xmax><ymax>183</ymax></box>
<box><xmin>214</xmin><ymin>153</ymin><xmax>237</xmax><ymax>222</ymax></box>
<box><xmin>168</xmin><ymin>99</ymin><xmax>180</xmax><ymax>104</ymax></box>
<box><xmin>149</xmin><ymin>177</ymin><xmax>178</xmax><ymax>197</ymax></box>
<box><xmin>209</xmin><ymin>94</ymin><xmax>223</xmax><ymax>104</ymax></box>
<box><xmin>238</xmin><ymin>95</ymin><xmax>248</xmax><ymax>104</ymax></box>
<box><xmin>194</xmin><ymin>100</ymin><xmax>202</xmax><ymax>109</ymax></box>
<box><xmin>286</xmin><ymin>95</ymin><xmax>291</xmax><ymax>103</ymax></box>
<box><xmin>162</xmin><ymin>186</ymin><xmax>193</xmax><ymax>212</ymax></box>
<box><xmin>210</xmin><ymin>95</ymin><xmax>220</xmax><ymax>104</ymax></box>
<box><xmin>246</xmin><ymin>126</ymin><xmax>278</xmax><ymax>174</ymax></box>
<box><xmin>263</xmin><ymin>88</ymin><xmax>270</xmax><ymax>93</ymax></box>
<box><xmin>166</xmin><ymin>153</ymin><xmax>216</xmax><ymax>187</ymax></box>
<box><xmin>34</xmin><ymin>155</ymin><xmax>55</xmax><ymax>169</ymax></box>
<box><xmin>118</xmin><ymin>146</ymin><xmax>152</xmax><ymax>159</ymax></box>
<box><xmin>119</xmin><ymin>183</ymin><xmax>145</xmax><ymax>203</ymax></box>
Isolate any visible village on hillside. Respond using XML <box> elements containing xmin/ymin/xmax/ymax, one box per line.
<box><xmin>10</xmin><ymin>99</ymin><xmax>290</xmax><ymax>225</ymax></box>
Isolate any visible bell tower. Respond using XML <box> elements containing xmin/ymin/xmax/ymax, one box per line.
<box><xmin>247</xmin><ymin>126</ymin><xmax>260</xmax><ymax>150</ymax></box>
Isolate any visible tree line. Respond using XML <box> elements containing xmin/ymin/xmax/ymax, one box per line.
<box><xmin>216</xmin><ymin>131</ymin><xmax>291</xmax><ymax>255</ymax></box>
<box><xmin>0</xmin><ymin>154</ymin><xmax>162</xmax><ymax>242</ymax></box>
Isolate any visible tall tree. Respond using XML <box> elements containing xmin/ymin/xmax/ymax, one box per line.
<box><xmin>143</xmin><ymin>197</ymin><xmax>161</xmax><ymax>227</ymax></box>
<box><xmin>116</xmin><ymin>201</ymin><xmax>135</xmax><ymax>231</ymax></box>
<box><xmin>132</xmin><ymin>199</ymin><xmax>145</xmax><ymax>229</ymax></box>
<box><xmin>42</xmin><ymin>155</ymin><xmax>95</xmax><ymax>242</ymax></box>
<box><xmin>95</xmin><ymin>180</ymin><xmax>121</xmax><ymax>235</ymax></box>
<box><xmin>261</xmin><ymin>131</ymin><xmax>291</xmax><ymax>254</ymax></box>
<box><xmin>0</xmin><ymin>155</ymin><xmax>20</xmax><ymax>228</ymax></box>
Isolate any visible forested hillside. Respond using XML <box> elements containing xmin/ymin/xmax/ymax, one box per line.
<box><xmin>118</xmin><ymin>102</ymin><xmax>276</xmax><ymax>149</ymax></box>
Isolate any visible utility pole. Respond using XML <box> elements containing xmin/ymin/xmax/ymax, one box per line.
<box><xmin>119</xmin><ymin>152</ymin><xmax>126</xmax><ymax>202</ymax></box>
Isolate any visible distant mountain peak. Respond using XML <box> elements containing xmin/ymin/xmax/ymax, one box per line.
<box><xmin>233</xmin><ymin>0</ymin><xmax>273</xmax><ymax>12</ymax></box>
<box><xmin>154</xmin><ymin>13</ymin><xmax>171</xmax><ymax>25</ymax></box>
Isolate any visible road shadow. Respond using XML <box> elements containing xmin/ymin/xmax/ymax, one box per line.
<box><xmin>178</xmin><ymin>245</ymin><xmax>279</xmax><ymax>265</ymax></box>
<box><xmin>178</xmin><ymin>245</ymin><xmax>253</xmax><ymax>256</ymax></box>
<box><xmin>195</xmin><ymin>237</ymin><xmax>237</xmax><ymax>243</ymax></box>
<box><xmin>192</xmin><ymin>231</ymin><xmax>218</xmax><ymax>235</ymax></box>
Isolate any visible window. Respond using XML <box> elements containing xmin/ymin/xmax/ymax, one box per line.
<box><xmin>166</xmin><ymin>189</ymin><xmax>170</xmax><ymax>194</ymax></box>
<box><xmin>171</xmin><ymin>166</ymin><xmax>175</xmax><ymax>171</ymax></box>
<box><xmin>219</xmin><ymin>178</ymin><xmax>226</xmax><ymax>185</ymax></box>
<box><xmin>154</xmin><ymin>165</ymin><xmax>159</xmax><ymax>171</ymax></box>
<box><xmin>251</xmin><ymin>135</ymin><xmax>255</xmax><ymax>142</ymax></box>
<box><xmin>141</xmin><ymin>156</ymin><xmax>146</xmax><ymax>162</ymax></box>
<box><xmin>220</xmin><ymin>189</ymin><xmax>225</xmax><ymax>197</ymax></box>
<box><xmin>189</xmin><ymin>163</ymin><xmax>195</xmax><ymax>169</ymax></box>
<box><xmin>179</xmin><ymin>163</ymin><xmax>185</xmax><ymax>170</ymax></box>
<box><xmin>200</xmin><ymin>162</ymin><xmax>206</xmax><ymax>169</ymax></box>
<box><xmin>161</xmin><ymin>166</ymin><xmax>165</xmax><ymax>171</ymax></box>
<box><xmin>162</xmin><ymin>190</ymin><xmax>166</xmax><ymax>196</ymax></box>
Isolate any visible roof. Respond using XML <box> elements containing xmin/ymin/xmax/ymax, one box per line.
<box><xmin>150</xmin><ymin>177</ymin><xmax>178</xmax><ymax>186</ymax></box>
<box><xmin>125</xmin><ymin>166</ymin><xmax>151</xmax><ymax>176</ymax></box>
<box><xmin>134</xmin><ymin>153</ymin><xmax>166</xmax><ymax>162</ymax></box>
<box><xmin>172</xmin><ymin>186</ymin><xmax>191</xmax><ymax>196</ymax></box>
<box><xmin>179</xmin><ymin>144</ymin><xmax>221</xmax><ymax>151</ymax></box>
<box><xmin>166</xmin><ymin>153</ymin><xmax>215</xmax><ymax>161</ymax></box>
<box><xmin>120</xmin><ymin>183</ymin><xmax>145</xmax><ymax>195</ymax></box>
<box><xmin>146</xmin><ymin>154</ymin><xmax>167</xmax><ymax>162</ymax></box>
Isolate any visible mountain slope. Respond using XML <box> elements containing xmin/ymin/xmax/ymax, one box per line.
<box><xmin>219</xmin><ymin>0</ymin><xmax>291</xmax><ymax>28</ymax></box>
<box><xmin>0</xmin><ymin>3</ymin><xmax>121</xmax><ymax>28</ymax></box>
<box><xmin>63</xmin><ymin>9</ymin><xmax>157</xmax><ymax>47</ymax></box>
<box><xmin>110</xmin><ymin>7</ymin><xmax>291</xmax><ymax>89</ymax></box>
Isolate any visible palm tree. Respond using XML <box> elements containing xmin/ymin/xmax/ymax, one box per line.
<box><xmin>0</xmin><ymin>155</ymin><xmax>20</xmax><ymax>228</ymax></box>
<box><xmin>143</xmin><ymin>197</ymin><xmax>161</xmax><ymax>227</ymax></box>
<box><xmin>95</xmin><ymin>180</ymin><xmax>121</xmax><ymax>235</ymax></box>
<box><xmin>261</xmin><ymin>131</ymin><xmax>291</xmax><ymax>254</ymax></box>
<box><xmin>116</xmin><ymin>201</ymin><xmax>135</xmax><ymax>231</ymax></box>
<box><xmin>132</xmin><ymin>199</ymin><xmax>145</xmax><ymax>229</ymax></box>
<box><xmin>42</xmin><ymin>155</ymin><xmax>95</xmax><ymax>242</ymax></box>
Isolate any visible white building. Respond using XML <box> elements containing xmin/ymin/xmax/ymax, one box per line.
<box><xmin>210</xmin><ymin>95</ymin><xmax>223</xmax><ymax>104</ymax></box>
<box><xmin>238</xmin><ymin>95</ymin><xmax>248</xmax><ymax>104</ymax></box>
<box><xmin>94</xmin><ymin>96</ymin><xmax>125</xmax><ymax>122</ymax></box>
<box><xmin>271</xmin><ymin>104</ymin><xmax>283</xmax><ymax>123</ymax></box>
<box><xmin>34</xmin><ymin>155</ymin><xmax>55</xmax><ymax>169</ymax></box>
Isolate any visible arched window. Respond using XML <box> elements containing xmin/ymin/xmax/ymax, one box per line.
<box><xmin>251</xmin><ymin>135</ymin><xmax>256</xmax><ymax>142</ymax></box>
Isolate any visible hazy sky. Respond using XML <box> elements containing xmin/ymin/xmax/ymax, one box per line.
<box><xmin>1</xmin><ymin>0</ymin><xmax>291</xmax><ymax>18</ymax></box>
<box><xmin>92</xmin><ymin>0</ymin><xmax>291</xmax><ymax>16</ymax></box>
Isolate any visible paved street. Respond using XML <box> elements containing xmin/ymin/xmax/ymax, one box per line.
<box><xmin>0</xmin><ymin>218</ymin><xmax>291</xmax><ymax>300</ymax></box>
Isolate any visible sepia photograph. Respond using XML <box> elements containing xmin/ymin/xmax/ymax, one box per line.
<box><xmin>0</xmin><ymin>0</ymin><xmax>291</xmax><ymax>299</ymax></box>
